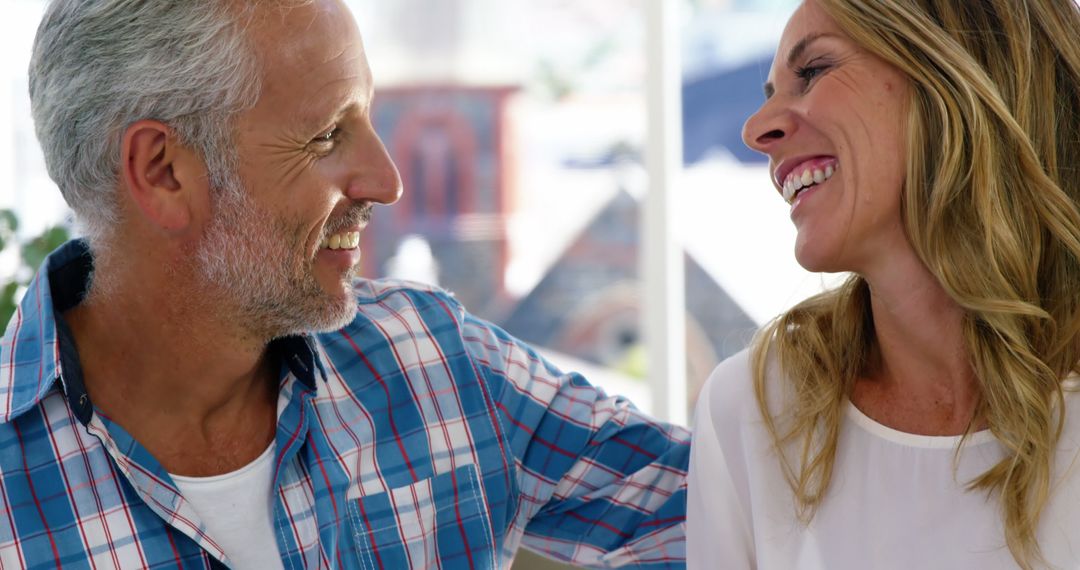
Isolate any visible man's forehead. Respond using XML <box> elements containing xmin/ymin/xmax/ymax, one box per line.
<box><xmin>248</xmin><ymin>0</ymin><xmax>359</xmax><ymax>58</ymax></box>
<box><xmin>240</xmin><ymin>0</ymin><xmax>371</xmax><ymax>130</ymax></box>
<box><xmin>248</xmin><ymin>0</ymin><xmax>368</xmax><ymax>85</ymax></box>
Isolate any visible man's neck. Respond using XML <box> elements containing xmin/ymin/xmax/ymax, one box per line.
<box><xmin>63</xmin><ymin>263</ymin><xmax>280</xmax><ymax>477</ymax></box>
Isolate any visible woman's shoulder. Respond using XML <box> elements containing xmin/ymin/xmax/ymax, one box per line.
<box><xmin>1056</xmin><ymin>380</ymin><xmax>1080</xmax><ymax>447</ymax></box>
<box><xmin>698</xmin><ymin>346</ymin><xmax>788</xmax><ymax>420</ymax></box>
<box><xmin>700</xmin><ymin>348</ymin><xmax>756</xmax><ymax>406</ymax></box>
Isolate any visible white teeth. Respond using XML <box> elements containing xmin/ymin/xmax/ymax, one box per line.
<box><xmin>321</xmin><ymin>231</ymin><xmax>361</xmax><ymax>250</ymax></box>
<box><xmin>780</xmin><ymin>161</ymin><xmax>839</xmax><ymax>204</ymax></box>
<box><xmin>783</xmin><ymin>180</ymin><xmax>795</xmax><ymax>203</ymax></box>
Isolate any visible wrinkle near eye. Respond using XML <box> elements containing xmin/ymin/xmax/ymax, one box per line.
<box><xmin>256</xmin><ymin>138</ymin><xmax>319</xmax><ymax>183</ymax></box>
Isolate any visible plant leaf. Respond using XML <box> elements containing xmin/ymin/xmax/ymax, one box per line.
<box><xmin>0</xmin><ymin>210</ymin><xmax>18</xmax><ymax>234</ymax></box>
<box><xmin>22</xmin><ymin>226</ymin><xmax>70</xmax><ymax>271</ymax></box>
<box><xmin>0</xmin><ymin>282</ymin><xmax>20</xmax><ymax>330</ymax></box>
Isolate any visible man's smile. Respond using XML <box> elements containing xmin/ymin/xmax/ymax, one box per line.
<box><xmin>318</xmin><ymin>229</ymin><xmax>360</xmax><ymax>250</ymax></box>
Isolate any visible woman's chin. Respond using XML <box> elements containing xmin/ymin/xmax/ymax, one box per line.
<box><xmin>794</xmin><ymin>242</ymin><xmax>835</xmax><ymax>274</ymax></box>
<box><xmin>794</xmin><ymin>248</ymin><xmax>852</xmax><ymax>275</ymax></box>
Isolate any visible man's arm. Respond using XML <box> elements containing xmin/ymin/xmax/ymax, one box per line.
<box><xmin>462</xmin><ymin>313</ymin><xmax>689</xmax><ymax>568</ymax></box>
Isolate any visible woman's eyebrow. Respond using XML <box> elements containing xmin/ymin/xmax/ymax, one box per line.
<box><xmin>787</xmin><ymin>32</ymin><xmax>835</xmax><ymax>67</ymax></box>
<box><xmin>763</xmin><ymin>32</ymin><xmax>840</xmax><ymax>99</ymax></box>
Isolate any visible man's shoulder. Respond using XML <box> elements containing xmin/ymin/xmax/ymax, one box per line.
<box><xmin>351</xmin><ymin>278</ymin><xmax>457</xmax><ymax>306</ymax></box>
<box><xmin>330</xmin><ymin>278</ymin><xmax>468</xmax><ymax>338</ymax></box>
<box><xmin>314</xmin><ymin>279</ymin><xmax>488</xmax><ymax>406</ymax></box>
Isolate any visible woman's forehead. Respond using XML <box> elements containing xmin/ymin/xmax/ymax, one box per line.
<box><xmin>770</xmin><ymin>2</ymin><xmax>853</xmax><ymax>71</ymax></box>
<box><xmin>779</xmin><ymin>0</ymin><xmax>841</xmax><ymax>51</ymax></box>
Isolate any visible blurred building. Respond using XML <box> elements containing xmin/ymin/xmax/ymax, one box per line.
<box><xmin>368</xmin><ymin>70</ymin><xmax>765</xmax><ymax>410</ymax></box>
<box><xmin>368</xmin><ymin>86</ymin><xmax>518</xmax><ymax>317</ymax></box>
<box><xmin>501</xmin><ymin>188</ymin><xmax>757</xmax><ymax>405</ymax></box>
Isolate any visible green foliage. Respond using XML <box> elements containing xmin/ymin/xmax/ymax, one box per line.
<box><xmin>0</xmin><ymin>209</ymin><xmax>70</xmax><ymax>329</ymax></box>
<box><xmin>614</xmin><ymin>343</ymin><xmax>647</xmax><ymax>380</ymax></box>
<box><xmin>0</xmin><ymin>210</ymin><xmax>18</xmax><ymax>251</ymax></box>
<box><xmin>23</xmin><ymin>226</ymin><xmax>71</xmax><ymax>273</ymax></box>
<box><xmin>0</xmin><ymin>282</ymin><xmax>17</xmax><ymax>331</ymax></box>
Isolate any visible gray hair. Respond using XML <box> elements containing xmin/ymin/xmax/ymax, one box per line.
<box><xmin>28</xmin><ymin>0</ymin><xmax>266</xmax><ymax>249</ymax></box>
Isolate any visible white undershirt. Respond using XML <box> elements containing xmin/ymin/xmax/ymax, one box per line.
<box><xmin>688</xmin><ymin>349</ymin><xmax>1080</xmax><ymax>570</ymax></box>
<box><xmin>172</xmin><ymin>443</ymin><xmax>285</xmax><ymax>570</ymax></box>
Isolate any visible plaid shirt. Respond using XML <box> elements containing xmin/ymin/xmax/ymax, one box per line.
<box><xmin>0</xmin><ymin>240</ymin><xmax>689</xmax><ymax>569</ymax></box>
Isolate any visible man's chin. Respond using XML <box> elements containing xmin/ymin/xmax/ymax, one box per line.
<box><xmin>306</xmin><ymin>297</ymin><xmax>359</xmax><ymax>333</ymax></box>
<box><xmin>248</xmin><ymin>280</ymin><xmax>359</xmax><ymax>339</ymax></box>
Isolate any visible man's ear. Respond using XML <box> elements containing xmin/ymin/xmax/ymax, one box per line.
<box><xmin>121</xmin><ymin>120</ymin><xmax>208</xmax><ymax>234</ymax></box>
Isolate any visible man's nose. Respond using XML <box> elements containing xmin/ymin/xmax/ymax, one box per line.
<box><xmin>345</xmin><ymin>127</ymin><xmax>403</xmax><ymax>205</ymax></box>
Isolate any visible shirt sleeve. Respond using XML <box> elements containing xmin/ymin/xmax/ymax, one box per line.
<box><xmin>461</xmin><ymin>313</ymin><xmax>690</xmax><ymax>568</ymax></box>
<box><xmin>687</xmin><ymin>364</ymin><xmax>755</xmax><ymax>570</ymax></box>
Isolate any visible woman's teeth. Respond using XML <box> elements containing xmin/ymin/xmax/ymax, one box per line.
<box><xmin>320</xmin><ymin>231</ymin><xmax>360</xmax><ymax>250</ymax></box>
<box><xmin>783</xmin><ymin>163</ymin><xmax>837</xmax><ymax>204</ymax></box>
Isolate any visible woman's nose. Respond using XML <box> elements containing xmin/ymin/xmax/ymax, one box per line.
<box><xmin>742</xmin><ymin>97</ymin><xmax>796</xmax><ymax>155</ymax></box>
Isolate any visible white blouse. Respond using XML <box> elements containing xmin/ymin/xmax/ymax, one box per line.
<box><xmin>688</xmin><ymin>349</ymin><xmax>1080</xmax><ymax>569</ymax></box>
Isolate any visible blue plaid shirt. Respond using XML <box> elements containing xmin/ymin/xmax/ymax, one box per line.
<box><xmin>0</xmin><ymin>240</ymin><xmax>689</xmax><ymax>569</ymax></box>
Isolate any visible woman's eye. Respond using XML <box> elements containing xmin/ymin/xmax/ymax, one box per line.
<box><xmin>795</xmin><ymin>64</ymin><xmax>826</xmax><ymax>84</ymax></box>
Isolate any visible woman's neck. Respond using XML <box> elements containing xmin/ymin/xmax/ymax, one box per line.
<box><xmin>852</xmin><ymin>251</ymin><xmax>981</xmax><ymax>435</ymax></box>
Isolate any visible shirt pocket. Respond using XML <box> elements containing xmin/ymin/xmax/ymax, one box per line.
<box><xmin>345</xmin><ymin>464</ymin><xmax>497</xmax><ymax>570</ymax></box>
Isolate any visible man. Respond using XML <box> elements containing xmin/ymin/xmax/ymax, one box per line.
<box><xmin>0</xmin><ymin>0</ymin><xmax>689</xmax><ymax>568</ymax></box>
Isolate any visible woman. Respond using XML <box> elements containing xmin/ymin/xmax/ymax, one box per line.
<box><xmin>687</xmin><ymin>0</ymin><xmax>1080</xmax><ymax>568</ymax></box>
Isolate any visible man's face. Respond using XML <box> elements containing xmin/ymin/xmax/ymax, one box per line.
<box><xmin>196</xmin><ymin>0</ymin><xmax>402</xmax><ymax>339</ymax></box>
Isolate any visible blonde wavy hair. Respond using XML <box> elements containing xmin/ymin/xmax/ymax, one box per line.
<box><xmin>751</xmin><ymin>0</ymin><xmax>1080</xmax><ymax>567</ymax></box>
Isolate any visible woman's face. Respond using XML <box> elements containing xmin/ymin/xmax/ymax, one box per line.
<box><xmin>742</xmin><ymin>0</ymin><xmax>912</xmax><ymax>275</ymax></box>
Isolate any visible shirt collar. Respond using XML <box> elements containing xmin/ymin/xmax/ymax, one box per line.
<box><xmin>0</xmin><ymin>239</ymin><xmax>328</xmax><ymax>425</ymax></box>
<box><xmin>274</xmin><ymin>334</ymin><xmax>328</xmax><ymax>391</ymax></box>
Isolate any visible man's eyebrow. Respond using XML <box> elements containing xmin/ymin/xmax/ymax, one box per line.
<box><xmin>762</xmin><ymin>32</ymin><xmax>837</xmax><ymax>99</ymax></box>
<box><xmin>299</xmin><ymin>87</ymin><xmax>372</xmax><ymax>134</ymax></box>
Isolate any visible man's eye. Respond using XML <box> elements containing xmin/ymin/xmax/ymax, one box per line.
<box><xmin>308</xmin><ymin>127</ymin><xmax>342</xmax><ymax>155</ymax></box>
<box><xmin>315</xmin><ymin>127</ymin><xmax>341</xmax><ymax>144</ymax></box>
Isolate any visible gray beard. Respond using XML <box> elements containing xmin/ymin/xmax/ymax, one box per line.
<box><xmin>194</xmin><ymin>181</ymin><xmax>361</xmax><ymax>340</ymax></box>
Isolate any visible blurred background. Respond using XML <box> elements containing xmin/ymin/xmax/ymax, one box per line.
<box><xmin>0</xmin><ymin>0</ymin><xmax>845</xmax><ymax>566</ymax></box>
